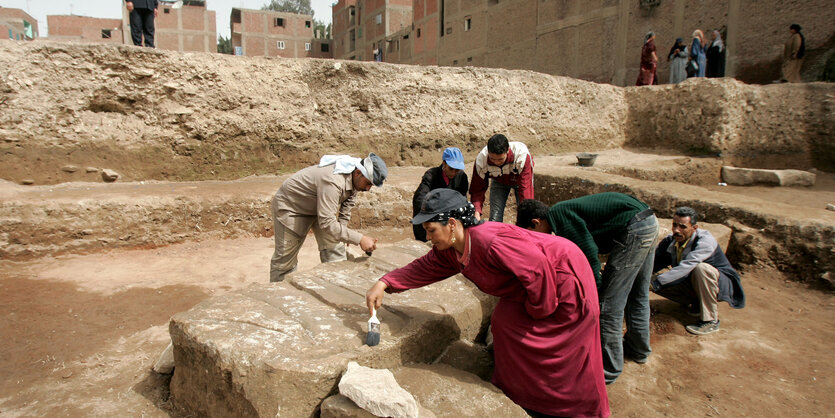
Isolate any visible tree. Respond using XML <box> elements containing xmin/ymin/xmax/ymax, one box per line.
<box><xmin>313</xmin><ymin>19</ymin><xmax>331</xmax><ymax>38</ymax></box>
<box><xmin>217</xmin><ymin>35</ymin><xmax>233</xmax><ymax>54</ymax></box>
<box><xmin>261</xmin><ymin>0</ymin><xmax>314</xmax><ymax>16</ymax></box>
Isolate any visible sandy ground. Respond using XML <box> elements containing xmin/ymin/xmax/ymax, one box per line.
<box><xmin>1</xmin><ymin>229</ymin><xmax>833</xmax><ymax>416</ymax></box>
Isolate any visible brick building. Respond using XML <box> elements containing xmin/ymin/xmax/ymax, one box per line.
<box><xmin>332</xmin><ymin>0</ymin><xmax>412</xmax><ymax>61</ymax></box>
<box><xmin>230</xmin><ymin>8</ymin><xmax>332</xmax><ymax>58</ymax></box>
<box><xmin>47</xmin><ymin>15</ymin><xmax>123</xmax><ymax>44</ymax></box>
<box><xmin>0</xmin><ymin>7</ymin><xmax>39</xmax><ymax>41</ymax></box>
<box><xmin>338</xmin><ymin>0</ymin><xmax>835</xmax><ymax>85</ymax></box>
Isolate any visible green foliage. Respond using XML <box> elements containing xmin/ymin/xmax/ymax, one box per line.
<box><xmin>217</xmin><ymin>35</ymin><xmax>233</xmax><ymax>54</ymax></box>
<box><xmin>261</xmin><ymin>0</ymin><xmax>314</xmax><ymax>16</ymax></box>
<box><xmin>313</xmin><ymin>19</ymin><xmax>331</xmax><ymax>38</ymax></box>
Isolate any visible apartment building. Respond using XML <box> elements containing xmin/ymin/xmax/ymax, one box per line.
<box><xmin>0</xmin><ymin>7</ymin><xmax>39</xmax><ymax>41</ymax></box>
<box><xmin>332</xmin><ymin>0</ymin><xmax>412</xmax><ymax>61</ymax></box>
<box><xmin>230</xmin><ymin>8</ymin><xmax>332</xmax><ymax>58</ymax></box>
<box><xmin>47</xmin><ymin>15</ymin><xmax>123</xmax><ymax>44</ymax></box>
<box><xmin>342</xmin><ymin>0</ymin><xmax>835</xmax><ymax>86</ymax></box>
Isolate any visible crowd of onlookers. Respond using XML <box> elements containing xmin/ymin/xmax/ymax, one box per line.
<box><xmin>636</xmin><ymin>23</ymin><xmax>806</xmax><ymax>85</ymax></box>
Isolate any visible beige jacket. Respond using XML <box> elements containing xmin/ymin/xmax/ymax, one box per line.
<box><xmin>273</xmin><ymin>164</ymin><xmax>364</xmax><ymax>245</ymax></box>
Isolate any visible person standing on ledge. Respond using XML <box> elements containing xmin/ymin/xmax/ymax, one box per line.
<box><xmin>468</xmin><ymin>134</ymin><xmax>534</xmax><ymax>222</ymax></box>
<box><xmin>126</xmin><ymin>0</ymin><xmax>159</xmax><ymax>48</ymax></box>
<box><xmin>270</xmin><ymin>153</ymin><xmax>387</xmax><ymax>282</ymax></box>
<box><xmin>412</xmin><ymin>147</ymin><xmax>469</xmax><ymax>242</ymax></box>
<box><xmin>781</xmin><ymin>23</ymin><xmax>806</xmax><ymax>83</ymax></box>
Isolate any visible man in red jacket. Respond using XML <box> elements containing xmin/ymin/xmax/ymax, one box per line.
<box><xmin>468</xmin><ymin>134</ymin><xmax>534</xmax><ymax>222</ymax></box>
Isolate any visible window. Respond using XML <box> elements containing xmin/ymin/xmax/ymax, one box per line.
<box><xmin>8</xmin><ymin>29</ymin><xmax>12</xmax><ymax>39</ymax></box>
<box><xmin>446</xmin><ymin>27</ymin><xmax>452</xmax><ymax>34</ymax></box>
<box><xmin>375</xmin><ymin>14</ymin><xmax>382</xmax><ymax>24</ymax></box>
<box><xmin>453</xmin><ymin>60</ymin><xmax>458</xmax><ymax>65</ymax></box>
<box><xmin>321</xmin><ymin>43</ymin><xmax>330</xmax><ymax>52</ymax></box>
<box><xmin>274</xmin><ymin>18</ymin><xmax>285</xmax><ymax>27</ymax></box>
<box><xmin>277</xmin><ymin>40</ymin><xmax>285</xmax><ymax>49</ymax></box>
<box><xmin>101</xmin><ymin>29</ymin><xmax>111</xmax><ymax>39</ymax></box>
<box><xmin>417</xmin><ymin>28</ymin><xmax>421</xmax><ymax>38</ymax></box>
<box><xmin>305</xmin><ymin>20</ymin><xmax>311</xmax><ymax>28</ymax></box>
<box><xmin>164</xmin><ymin>8</ymin><xmax>170</xmax><ymax>13</ymax></box>
<box><xmin>467</xmin><ymin>57</ymin><xmax>472</xmax><ymax>62</ymax></box>
<box><xmin>465</xmin><ymin>17</ymin><xmax>472</xmax><ymax>31</ymax></box>
<box><xmin>305</xmin><ymin>42</ymin><xmax>311</xmax><ymax>51</ymax></box>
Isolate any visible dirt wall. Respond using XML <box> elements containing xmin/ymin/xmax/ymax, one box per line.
<box><xmin>0</xmin><ymin>42</ymin><xmax>832</xmax><ymax>185</ymax></box>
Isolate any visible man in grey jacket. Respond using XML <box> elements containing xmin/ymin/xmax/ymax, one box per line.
<box><xmin>270</xmin><ymin>153</ymin><xmax>387</xmax><ymax>282</ymax></box>
<box><xmin>651</xmin><ymin>207</ymin><xmax>745</xmax><ymax>335</ymax></box>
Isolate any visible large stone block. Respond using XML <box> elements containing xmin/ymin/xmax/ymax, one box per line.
<box><xmin>321</xmin><ymin>364</ymin><xmax>526</xmax><ymax>418</ymax></box>
<box><xmin>721</xmin><ymin>166</ymin><xmax>816</xmax><ymax>187</ymax></box>
<box><xmin>169</xmin><ymin>241</ymin><xmax>497</xmax><ymax>417</ymax></box>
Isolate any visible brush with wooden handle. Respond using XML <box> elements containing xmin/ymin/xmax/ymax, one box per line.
<box><xmin>365</xmin><ymin>307</ymin><xmax>380</xmax><ymax>346</ymax></box>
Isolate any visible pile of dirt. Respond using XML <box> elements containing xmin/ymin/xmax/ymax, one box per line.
<box><xmin>1</xmin><ymin>42</ymin><xmax>832</xmax><ymax>186</ymax></box>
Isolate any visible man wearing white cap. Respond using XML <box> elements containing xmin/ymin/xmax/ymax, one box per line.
<box><xmin>411</xmin><ymin>147</ymin><xmax>469</xmax><ymax>242</ymax></box>
<box><xmin>270</xmin><ymin>153</ymin><xmax>388</xmax><ymax>282</ymax></box>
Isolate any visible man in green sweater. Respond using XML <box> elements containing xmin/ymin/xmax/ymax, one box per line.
<box><xmin>517</xmin><ymin>192</ymin><xmax>658</xmax><ymax>384</ymax></box>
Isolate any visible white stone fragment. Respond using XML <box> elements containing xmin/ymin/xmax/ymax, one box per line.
<box><xmin>338</xmin><ymin>362</ymin><xmax>418</xmax><ymax>418</ymax></box>
<box><xmin>153</xmin><ymin>342</ymin><xmax>175</xmax><ymax>374</ymax></box>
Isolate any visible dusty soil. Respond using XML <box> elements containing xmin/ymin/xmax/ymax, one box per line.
<box><xmin>1</xmin><ymin>236</ymin><xmax>833</xmax><ymax>416</ymax></box>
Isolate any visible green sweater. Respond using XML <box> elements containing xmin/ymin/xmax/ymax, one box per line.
<box><xmin>546</xmin><ymin>192</ymin><xmax>649</xmax><ymax>287</ymax></box>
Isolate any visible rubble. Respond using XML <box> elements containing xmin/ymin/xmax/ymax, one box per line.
<box><xmin>338</xmin><ymin>362</ymin><xmax>419</xmax><ymax>418</ymax></box>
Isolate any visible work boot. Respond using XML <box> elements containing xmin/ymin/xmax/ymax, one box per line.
<box><xmin>686</xmin><ymin>320</ymin><xmax>720</xmax><ymax>335</ymax></box>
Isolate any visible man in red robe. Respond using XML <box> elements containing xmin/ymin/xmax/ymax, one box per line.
<box><xmin>366</xmin><ymin>189</ymin><xmax>609</xmax><ymax>417</ymax></box>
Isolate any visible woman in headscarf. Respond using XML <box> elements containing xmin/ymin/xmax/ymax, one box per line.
<box><xmin>706</xmin><ymin>30</ymin><xmax>726</xmax><ymax>78</ymax></box>
<box><xmin>635</xmin><ymin>31</ymin><xmax>658</xmax><ymax>86</ymax></box>
<box><xmin>689</xmin><ymin>29</ymin><xmax>707</xmax><ymax>78</ymax></box>
<box><xmin>366</xmin><ymin>189</ymin><xmax>610</xmax><ymax>418</ymax></box>
<box><xmin>781</xmin><ymin>23</ymin><xmax>805</xmax><ymax>83</ymax></box>
<box><xmin>668</xmin><ymin>37</ymin><xmax>688</xmax><ymax>84</ymax></box>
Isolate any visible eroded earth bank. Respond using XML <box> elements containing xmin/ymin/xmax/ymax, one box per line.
<box><xmin>0</xmin><ymin>42</ymin><xmax>833</xmax><ymax>416</ymax></box>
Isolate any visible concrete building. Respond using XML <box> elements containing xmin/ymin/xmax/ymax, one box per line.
<box><xmin>332</xmin><ymin>0</ymin><xmax>412</xmax><ymax>61</ymax></box>
<box><xmin>47</xmin><ymin>15</ymin><xmax>123</xmax><ymax>44</ymax></box>
<box><xmin>230</xmin><ymin>8</ymin><xmax>333</xmax><ymax>58</ymax></box>
<box><xmin>340</xmin><ymin>0</ymin><xmax>835</xmax><ymax>85</ymax></box>
<box><xmin>122</xmin><ymin>0</ymin><xmax>217</xmax><ymax>53</ymax></box>
<box><xmin>0</xmin><ymin>7</ymin><xmax>39</xmax><ymax>41</ymax></box>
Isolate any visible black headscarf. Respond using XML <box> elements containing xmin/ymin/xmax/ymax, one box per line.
<box><xmin>668</xmin><ymin>38</ymin><xmax>685</xmax><ymax>61</ymax></box>
<box><xmin>426</xmin><ymin>202</ymin><xmax>484</xmax><ymax>228</ymax></box>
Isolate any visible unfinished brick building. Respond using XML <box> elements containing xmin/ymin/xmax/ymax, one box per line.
<box><xmin>47</xmin><ymin>15</ymin><xmax>123</xmax><ymax>44</ymax></box>
<box><xmin>230</xmin><ymin>8</ymin><xmax>332</xmax><ymax>59</ymax></box>
<box><xmin>0</xmin><ymin>7</ymin><xmax>39</xmax><ymax>41</ymax></box>
<box><xmin>332</xmin><ymin>0</ymin><xmax>412</xmax><ymax>61</ymax></box>
<box><xmin>334</xmin><ymin>0</ymin><xmax>835</xmax><ymax>85</ymax></box>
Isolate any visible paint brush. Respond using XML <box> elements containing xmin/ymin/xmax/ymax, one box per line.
<box><xmin>365</xmin><ymin>307</ymin><xmax>381</xmax><ymax>346</ymax></box>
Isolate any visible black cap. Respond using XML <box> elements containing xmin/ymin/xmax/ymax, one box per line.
<box><xmin>411</xmin><ymin>189</ymin><xmax>468</xmax><ymax>225</ymax></box>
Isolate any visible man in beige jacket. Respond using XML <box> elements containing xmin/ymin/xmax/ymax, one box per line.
<box><xmin>270</xmin><ymin>153</ymin><xmax>387</xmax><ymax>282</ymax></box>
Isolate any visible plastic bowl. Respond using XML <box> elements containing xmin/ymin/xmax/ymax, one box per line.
<box><xmin>576</xmin><ymin>153</ymin><xmax>598</xmax><ymax>167</ymax></box>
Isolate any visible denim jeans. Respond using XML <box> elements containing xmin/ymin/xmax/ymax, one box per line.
<box><xmin>598</xmin><ymin>214</ymin><xmax>658</xmax><ymax>384</ymax></box>
<box><xmin>488</xmin><ymin>181</ymin><xmax>518</xmax><ymax>222</ymax></box>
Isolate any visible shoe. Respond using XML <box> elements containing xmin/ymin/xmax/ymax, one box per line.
<box><xmin>686</xmin><ymin>320</ymin><xmax>720</xmax><ymax>335</ymax></box>
<box><xmin>630</xmin><ymin>356</ymin><xmax>648</xmax><ymax>364</ymax></box>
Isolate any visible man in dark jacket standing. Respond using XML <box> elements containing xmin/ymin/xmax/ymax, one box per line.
<box><xmin>126</xmin><ymin>0</ymin><xmax>159</xmax><ymax>48</ymax></box>
<box><xmin>412</xmin><ymin>147</ymin><xmax>469</xmax><ymax>242</ymax></box>
<box><xmin>652</xmin><ymin>207</ymin><xmax>745</xmax><ymax>335</ymax></box>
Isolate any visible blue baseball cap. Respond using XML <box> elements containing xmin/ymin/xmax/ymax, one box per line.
<box><xmin>442</xmin><ymin>147</ymin><xmax>466</xmax><ymax>170</ymax></box>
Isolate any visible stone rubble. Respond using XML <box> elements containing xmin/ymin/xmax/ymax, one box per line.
<box><xmin>338</xmin><ymin>362</ymin><xmax>419</xmax><ymax>418</ymax></box>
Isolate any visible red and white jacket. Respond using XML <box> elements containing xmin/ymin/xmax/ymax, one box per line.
<box><xmin>468</xmin><ymin>141</ymin><xmax>534</xmax><ymax>214</ymax></box>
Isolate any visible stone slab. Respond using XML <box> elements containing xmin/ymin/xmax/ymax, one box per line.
<box><xmin>322</xmin><ymin>364</ymin><xmax>526</xmax><ymax>418</ymax></box>
<box><xmin>721</xmin><ymin>166</ymin><xmax>816</xmax><ymax>187</ymax></box>
<box><xmin>434</xmin><ymin>340</ymin><xmax>493</xmax><ymax>381</ymax></box>
<box><xmin>169</xmin><ymin>240</ymin><xmax>497</xmax><ymax>417</ymax></box>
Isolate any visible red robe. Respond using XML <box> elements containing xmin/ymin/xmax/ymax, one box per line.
<box><xmin>381</xmin><ymin>222</ymin><xmax>610</xmax><ymax>417</ymax></box>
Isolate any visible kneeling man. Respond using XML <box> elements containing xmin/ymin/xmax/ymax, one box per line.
<box><xmin>652</xmin><ymin>206</ymin><xmax>745</xmax><ymax>335</ymax></box>
<box><xmin>270</xmin><ymin>153</ymin><xmax>387</xmax><ymax>282</ymax></box>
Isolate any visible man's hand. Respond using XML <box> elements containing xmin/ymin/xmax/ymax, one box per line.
<box><xmin>154</xmin><ymin>7</ymin><xmax>159</xmax><ymax>17</ymax></box>
<box><xmin>650</xmin><ymin>275</ymin><xmax>661</xmax><ymax>292</ymax></box>
<box><xmin>474</xmin><ymin>211</ymin><xmax>482</xmax><ymax>221</ymax></box>
<box><xmin>126</xmin><ymin>1</ymin><xmax>134</xmax><ymax>11</ymax></box>
<box><xmin>366</xmin><ymin>280</ymin><xmax>388</xmax><ymax>315</ymax></box>
<box><xmin>359</xmin><ymin>235</ymin><xmax>378</xmax><ymax>253</ymax></box>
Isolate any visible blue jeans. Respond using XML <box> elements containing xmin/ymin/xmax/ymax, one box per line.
<box><xmin>599</xmin><ymin>214</ymin><xmax>658</xmax><ymax>384</ymax></box>
<box><xmin>489</xmin><ymin>181</ymin><xmax>518</xmax><ymax>222</ymax></box>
